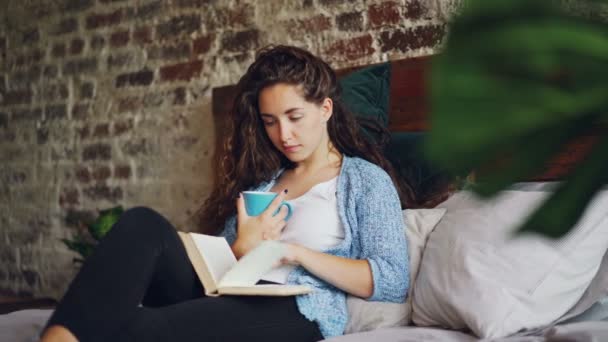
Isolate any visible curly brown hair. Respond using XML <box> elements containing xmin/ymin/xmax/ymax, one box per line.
<box><xmin>196</xmin><ymin>45</ymin><xmax>416</xmax><ymax>234</ymax></box>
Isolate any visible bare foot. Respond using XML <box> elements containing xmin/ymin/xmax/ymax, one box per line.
<box><xmin>40</xmin><ymin>325</ymin><xmax>79</xmax><ymax>342</ymax></box>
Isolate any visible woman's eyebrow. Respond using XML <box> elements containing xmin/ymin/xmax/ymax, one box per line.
<box><xmin>260</xmin><ymin>107</ymin><xmax>303</xmax><ymax>117</ymax></box>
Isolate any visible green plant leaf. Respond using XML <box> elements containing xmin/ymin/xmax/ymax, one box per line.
<box><xmin>423</xmin><ymin>0</ymin><xmax>608</xmax><ymax>238</ymax></box>
<box><xmin>88</xmin><ymin>206</ymin><xmax>124</xmax><ymax>241</ymax></box>
<box><xmin>517</xmin><ymin>135</ymin><xmax>608</xmax><ymax>238</ymax></box>
<box><xmin>61</xmin><ymin>237</ymin><xmax>95</xmax><ymax>260</ymax></box>
<box><xmin>469</xmin><ymin>115</ymin><xmax>602</xmax><ymax>196</ymax></box>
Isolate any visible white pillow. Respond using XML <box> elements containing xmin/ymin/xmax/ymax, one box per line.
<box><xmin>344</xmin><ymin>208</ymin><xmax>446</xmax><ymax>333</ymax></box>
<box><xmin>412</xmin><ymin>190</ymin><xmax>608</xmax><ymax>338</ymax></box>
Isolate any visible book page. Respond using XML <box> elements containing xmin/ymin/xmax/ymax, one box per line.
<box><xmin>217</xmin><ymin>284</ymin><xmax>312</xmax><ymax>296</ymax></box>
<box><xmin>218</xmin><ymin>240</ymin><xmax>286</xmax><ymax>287</ymax></box>
<box><xmin>190</xmin><ymin>234</ymin><xmax>237</xmax><ymax>285</ymax></box>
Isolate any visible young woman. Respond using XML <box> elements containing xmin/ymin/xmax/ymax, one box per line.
<box><xmin>41</xmin><ymin>45</ymin><xmax>413</xmax><ymax>342</ymax></box>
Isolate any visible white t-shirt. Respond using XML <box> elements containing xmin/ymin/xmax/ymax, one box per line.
<box><xmin>261</xmin><ymin>176</ymin><xmax>345</xmax><ymax>284</ymax></box>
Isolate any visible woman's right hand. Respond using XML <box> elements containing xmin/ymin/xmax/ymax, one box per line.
<box><xmin>232</xmin><ymin>189</ymin><xmax>289</xmax><ymax>258</ymax></box>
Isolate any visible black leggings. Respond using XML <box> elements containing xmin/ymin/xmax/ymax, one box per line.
<box><xmin>44</xmin><ymin>207</ymin><xmax>323</xmax><ymax>342</ymax></box>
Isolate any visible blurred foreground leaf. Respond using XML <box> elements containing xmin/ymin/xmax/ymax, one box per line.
<box><xmin>424</xmin><ymin>0</ymin><xmax>608</xmax><ymax>238</ymax></box>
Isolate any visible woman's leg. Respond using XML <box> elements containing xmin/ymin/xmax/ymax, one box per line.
<box><xmin>108</xmin><ymin>295</ymin><xmax>324</xmax><ymax>342</ymax></box>
<box><xmin>43</xmin><ymin>206</ymin><xmax>203</xmax><ymax>342</ymax></box>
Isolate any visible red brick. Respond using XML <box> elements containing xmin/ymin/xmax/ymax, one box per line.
<box><xmin>15</xmin><ymin>51</ymin><xmax>43</xmax><ymax>66</ymax></box>
<box><xmin>319</xmin><ymin>0</ymin><xmax>346</xmax><ymax>5</ymax></box>
<box><xmin>175</xmin><ymin>0</ymin><xmax>213</xmax><ymax>8</ymax></box>
<box><xmin>110</xmin><ymin>30</ymin><xmax>130</xmax><ymax>48</ymax></box>
<box><xmin>15</xmin><ymin>55</ymin><xmax>26</xmax><ymax>66</ymax></box>
<box><xmin>114</xmin><ymin>165</ymin><xmax>131</xmax><ymax>179</ymax></box>
<box><xmin>92</xmin><ymin>166</ymin><xmax>111</xmax><ymax>181</ymax></box>
<box><xmin>22</xmin><ymin>29</ymin><xmax>39</xmax><ymax>45</ymax></box>
<box><xmin>80</xmin><ymin>82</ymin><xmax>95</xmax><ymax>99</ymax></box>
<box><xmin>0</xmin><ymin>112</ymin><xmax>7</xmax><ymax>128</ymax></box>
<box><xmin>32</xmin><ymin>49</ymin><xmax>44</xmax><ymax>63</ymax></box>
<box><xmin>75</xmin><ymin>167</ymin><xmax>91</xmax><ymax>183</ymax></box>
<box><xmin>2</xmin><ymin>89</ymin><xmax>33</xmax><ymax>106</ymax></box>
<box><xmin>83</xmin><ymin>184</ymin><xmax>123</xmax><ymax>201</ymax></box>
<box><xmin>136</xmin><ymin>1</ymin><xmax>163</xmax><ymax>20</ymax></box>
<box><xmin>290</xmin><ymin>15</ymin><xmax>332</xmax><ymax>34</ymax></box>
<box><xmin>59</xmin><ymin>187</ymin><xmax>79</xmax><ymax>207</ymax></box>
<box><xmin>221</xmin><ymin>29</ymin><xmax>260</xmax><ymax>53</ymax></box>
<box><xmin>208</xmin><ymin>5</ymin><xmax>254</xmax><ymax>30</ymax></box>
<box><xmin>11</xmin><ymin>108</ymin><xmax>41</xmax><ymax>122</ymax></box>
<box><xmin>113</xmin><ymin>119</ymin><xmax>133</xmax><ymax>135</ymax></box>
<box><xmin>63</xmin><ymin>58</ymin><xmax>98</xmax><ymax>75</ymax></box>
<box><xmin>115</xmin><ymin>69</ymin><xmax>154</xmax><ymax>88</ymax></box>
<box><xmin>45</xmin><ymin>104</ymin><xmax>68</xmax><ymax>120</ymax></box>
<box><xmin>160</xmin><ymin>60</ymin><xmax>203</xmax><ymax>82</ymax></box>
<box><xmin>156</xmin><ymin>15</ymin><xmax>201</xmax><ymax>40</ymax></box>
<box><xmin>40</xmin><ymin>84</ymin><xmax>69</xmax><ymax>102</ymax></box>
<box><xmin>336</xmin><ymin>11</ymin><xmax>364</xmax><ymax>31</ymax></box>
<box><xmin>107</xmin><ymin>52</ymin><xmax>135</xmax><ymax>69</ymax></box>
<box><xmin>325</xmin><ymin>34</ymin><xmax>374</xmax><ymax>60</ymax></box>
<box><xmin>93</xmin><ymin>123</ymin><xmax>110</xmax><ymax>138</ymax></box>
<box><xmin>86</xmin><ymin>10</ymin><xmax>123</xmax><ymax>30</ymax></box>
<box><xmin>53</xmin><ymin>17</ymin><xmax>78</xmax><ymax>35</ymax></box>
<box><xmin>0</xmin><ymin>130</ymin><xmax>16</xmax><ymax>143</ymax></box>
<box><xmin>404</xmin><ymin>0</ymin><xmax>426</xmax><ymax>20</ymax></box>
<box><xmin>76</xmin><ymin>125</ymin><xmax>90</xmax><ymax>140</ymax></box>
<box><xmin>12</xmin><ymin>66</ymin><xmax>41</xmax><ymax>85</ymax></box>
<box><xmin>64</xmin><ymin>0</ymin><xmax>94</xmax><ymax>12</ymax></box>
<box><xmin>369</xmin><ymin>2</ymin><xmax>400</xmax><ymax>28</ymax></box>
<box><xmin>133</xmin><ymin>27</ymin><xmax>152</xmax><ymax>45</ymax></box>
<box><xmin>118</xmin><ymin>97</ymin><xmax>141</xmax><ymax>113</ymax></box>
<box><xmin>379</xmin><ymin>25</ymin><xmax>446</xmax><ymax>52</ymax></box>
<box><xmin>82</xmin><ymin>143</ymin><xmax>111</xmax><ymax>161</ymax></box>
<box><xmin>52</xmin><ymin>43</ymin><xmax>66</xmax><ymax>58</ymax></box>
<box><xmin>70</xmin><ymin>38</ymin><xmax>85</xmax><ymax>55</ymax></box>
<box><xmin>193</xmin><ymin>34</ymin><xmax>213</xmax><ymax>55</ymax></box>
<box><xmin>72</xmin><ymin>104</ymin><xmax>91</xmax><ymax>120</ymax></box>
<box><xmin>43</xmin><ymin>65</ymin><xmax>58</xmax><ymax>77</ymax></box>
<box><xmin>147</xmin><ymin>43</ymin><xmax>191</xmax><ymax>61</ymax></box>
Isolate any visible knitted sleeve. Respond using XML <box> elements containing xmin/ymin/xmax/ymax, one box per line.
<box><xmin>356</xmin><ymin>167</ymin><xmax>410</xmax><ymax>302</ymax></box>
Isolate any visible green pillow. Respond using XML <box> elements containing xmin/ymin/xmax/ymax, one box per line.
<box><xmin>339</xmin><ymin>62</ymin><xmax>390</xmax><ymax>127</ymax></box>
<box><xmin>339</xmin><ymin>63</ymin><xmax>453</xmax><ymax>206</ymax></box>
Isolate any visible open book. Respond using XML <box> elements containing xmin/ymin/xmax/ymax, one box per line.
<box><xmin>178</xmin><ymin>232</ymin><xmax>312</xmax><ymax>296</ymax></box>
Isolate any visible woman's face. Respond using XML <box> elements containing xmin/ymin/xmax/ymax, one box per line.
<box><xmin>258</xmin><ymin>83</ymin><xmax>332</xmax><ymax>163</ymax></box>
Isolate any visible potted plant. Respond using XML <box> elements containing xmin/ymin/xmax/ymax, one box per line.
<box><xmin>62</xmin><ymin>206</ymin><xmax>124</xmax><ymax>264</ymax></box>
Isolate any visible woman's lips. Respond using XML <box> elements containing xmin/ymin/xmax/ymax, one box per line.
<box><xmin>283</xmin><ymin>145</ymin><xmax>301</xmax><ymax>153</ymax></box>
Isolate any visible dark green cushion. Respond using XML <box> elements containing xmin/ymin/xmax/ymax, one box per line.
<box><xmin>386</xmin><ymin>132</ymin><xmax>453</xmax><ymax>204</ymax></box>
<box><xmin>339</xmin><ymin>62</ymin><xmax>391</xmax><ymax>127</ymax></box>
<box><xmin>339</xmin><ymin>63</ymin><xmax>452</xmax><ymax>204</ymax></box>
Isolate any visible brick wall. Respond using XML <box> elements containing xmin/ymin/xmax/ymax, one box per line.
<box><xmin>0</xmin><ymin>0</ymin><xmax>457</xmax><ymax>299</ymax></box>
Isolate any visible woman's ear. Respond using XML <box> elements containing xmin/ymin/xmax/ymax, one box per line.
<box><xmin>321</xmin><ymin>97</ymin><xmax>333</xmax><ymax>123</ymax></box>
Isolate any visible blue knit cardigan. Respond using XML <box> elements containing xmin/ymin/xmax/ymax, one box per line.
<box><xmin>220</xmin><ymin>156</ymin><xmax>410</xmax><ymax>338</ymax></box>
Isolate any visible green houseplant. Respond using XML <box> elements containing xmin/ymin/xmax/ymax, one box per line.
<box><xmin>424</xmin><ymin>0</ymin><xmax>608</xmax><ymax>238</ymax></box>
<box><xmin>62</xmin><ymin>206</ymin><xmax>124</xmax><ymax>264</ymax></box>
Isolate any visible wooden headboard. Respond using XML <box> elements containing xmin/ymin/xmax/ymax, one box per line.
<box><xmin>211</xmin><ymin>55</ymin><xmax>598</xmax><ymax>181</ymax></box>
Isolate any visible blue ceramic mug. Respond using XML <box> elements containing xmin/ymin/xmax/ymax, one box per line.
<box><xmin>242</xmin><ymin>191</ymin><xmax>293</xmax><ymax>221</ymax></box>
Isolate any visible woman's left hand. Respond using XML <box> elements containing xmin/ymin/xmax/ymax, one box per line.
<box><xmin>279</xmin><ymin>243</ymin><xmax>304</xmax><ymax>266</ymax></box>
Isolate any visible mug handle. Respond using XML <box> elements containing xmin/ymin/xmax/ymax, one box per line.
<box><xmin>279</xmin><ymin>202</ymin><xmax>293</xmax><ymax>221</ymax></box>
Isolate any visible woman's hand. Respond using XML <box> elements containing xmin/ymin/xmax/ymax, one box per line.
<box><xmin>232</xmin><ymin>189</ymin><xmax>289</xmax><ymax>258</ymax></box>
<box><xmin>278</xmin><ymin>242</ymin><xmax>304</xmax><ymax>266</ymax></box>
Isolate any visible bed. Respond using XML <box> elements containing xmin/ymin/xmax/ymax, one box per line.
<box><xmin>213</xmin><ymin>55</ymin><xmax>608</xmax><ymax>342</ymax></box>
<box><xmin>2</xmin><ymin>55</ymin><xmax>606</xmax><ymax>342</ymax></box>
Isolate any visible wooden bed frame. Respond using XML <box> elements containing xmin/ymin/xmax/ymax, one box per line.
<box><xmin>212</xmin><ymin>55</ymin><xmax>599</xmax><ymax>181</ymax></box>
